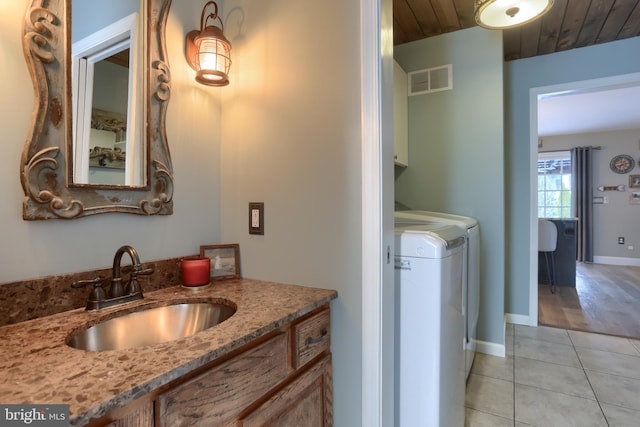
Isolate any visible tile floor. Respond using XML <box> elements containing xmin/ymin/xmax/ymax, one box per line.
<box><xmin>465</xmin><ymin>323</ymin><xmax>640</xmax><ymax>427</ymax></box>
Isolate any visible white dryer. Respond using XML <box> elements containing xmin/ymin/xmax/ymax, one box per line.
<box><xmin>395</xmin><ymin>210</ymin><xmax>480</xmax><ymax>380</ymax></box>
<box><xmin>395</xmin><ymin>223</ymin><xmax>466</xmax><ymax>427</ymax></box>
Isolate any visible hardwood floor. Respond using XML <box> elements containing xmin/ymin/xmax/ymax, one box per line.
<box><xmin>538</xmin><ymin>262</ymin><xmax>640</xmax><ymax>339</ymax></box>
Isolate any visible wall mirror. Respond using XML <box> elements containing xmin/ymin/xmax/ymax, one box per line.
<box><xmin>21</xmin><ymin>0</ymin><xmax>173</xmax><ymax>220</ymax></box>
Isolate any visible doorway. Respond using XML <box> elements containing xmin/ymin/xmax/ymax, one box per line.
<box><xmin>529</xmin><ymin>73</ymin><xmax>640</xmax><ymax>338</ymax></box>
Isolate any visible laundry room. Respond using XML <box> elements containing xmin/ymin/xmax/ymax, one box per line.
<box><xmin>393</xmin><ymin>6</ymin><xmax>640</xmax><ymax>425</ymax></box>
<box><xmin>393</xmin><ymin>26</ymin><xmax>506</xmax><ymax>352</ymax></box>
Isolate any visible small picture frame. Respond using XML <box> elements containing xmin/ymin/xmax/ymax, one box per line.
<box><xmin>630</xmin><ymin>192</ymin><xmax>640</xmax><ymax>205</ymax></box>
<box><xmin>200</xmin><ymin>244</ymin><xmax>241</xmax><ymax>280</ymax></box>
<box><xmin>629</xmin><ymin>175</ymin><xmax>640</xmax><ymax>189</ymax></box>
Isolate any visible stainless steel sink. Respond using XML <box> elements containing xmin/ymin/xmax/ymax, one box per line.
<box><xmin>67</xmin><ymin>302</ymin><xmax>236</xmax><ymax>351</ymax></box>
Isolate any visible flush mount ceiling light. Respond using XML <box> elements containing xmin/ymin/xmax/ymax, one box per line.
<box><xmin>186</xmin><ymin>1</ymin><xmax>232</xmax><ymax>86</ymax></box>
<box><xmin>475</xmin><ymin>0</ymin><xmax>554</xmax><ymax>29</ymax></box>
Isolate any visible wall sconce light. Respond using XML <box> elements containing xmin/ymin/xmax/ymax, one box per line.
<box><xmin>186</xmin><ymin>1</ymin><xmax>232</xmax><ymax>86</ymax></box>
<box><xmin>475</xmin><ymin>0</ymin><xmax>554</xmax><ymax>29</ymax></box>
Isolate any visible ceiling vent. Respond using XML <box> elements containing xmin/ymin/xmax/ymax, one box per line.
<box><xmin>408</xmin><ymin>64</ymin><xmax>452</xmax><ymax>96</ymax></box>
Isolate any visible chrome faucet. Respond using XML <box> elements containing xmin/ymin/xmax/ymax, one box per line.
<box><xmin>72</xmin><ymin>245</ymin><xmax>154</xmax><ymax>310</ymax></box>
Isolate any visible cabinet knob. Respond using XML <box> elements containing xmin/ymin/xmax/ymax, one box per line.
<box><xmin>305</xmin><ymin>328</ymin><xmax>328</xmax><ymax>346</ymax></box>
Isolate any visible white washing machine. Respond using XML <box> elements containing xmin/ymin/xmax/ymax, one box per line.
<box><xmin>395</xmin><ymin>210</ymin><xmax>480</xmax><ymax>380</ymax></box>
<box><xmin>395</xmin><ymin>223</ymin><xmax>466</xmax><ymax>427</ymax></box>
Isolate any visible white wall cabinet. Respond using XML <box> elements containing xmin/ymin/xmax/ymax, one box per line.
<box><xmin>394</xmin><ymin>60</ymin><xmax>409</xmax><ymax>167</ymax></box>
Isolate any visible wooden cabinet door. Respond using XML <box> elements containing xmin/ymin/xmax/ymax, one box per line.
<box><xmin>157</xmin><ymin>333</ymin><xmax>289</xmax><ymax>427</ymax></box>
<box><xmin>103</xmin><ymin>404</ymin><xmax>154</xmax><ymax>427</ymax></box>
<box><xmin>84</xmin><ymin>398</ymin><xmax>154</xmax><ymax>427</ymax></box>
<box><xmin>240</xmin><ymin>355</ymin><xmax>333</xmax><ymax>427</ymax></box>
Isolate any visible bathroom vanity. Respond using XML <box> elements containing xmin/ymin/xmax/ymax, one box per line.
<box><xmin>0</xmin><ymin>279</ymin><xmax>336</xmax><ymax>426</ymax></box>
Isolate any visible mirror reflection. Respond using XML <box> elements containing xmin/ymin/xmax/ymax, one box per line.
<box><xmin>21</xmin><ymin>0</ymin><xmax>173</xmax><ymax>220</ymax></box>
<box><xmin>71</xmin><ymin>0</ymin><xmax>144</xmax><ymax>187</ymax></box>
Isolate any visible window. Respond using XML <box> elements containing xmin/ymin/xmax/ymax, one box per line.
<box><xmin>538</xmin><ymin>151</ymin><xmax>572</xmax><ymax>218</ymax></box>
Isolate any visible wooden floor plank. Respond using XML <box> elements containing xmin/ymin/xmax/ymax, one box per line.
<box><xmin>538</xmin><ymin>262</ymin><xmax>640</xmax><ymax>339</ymax></box>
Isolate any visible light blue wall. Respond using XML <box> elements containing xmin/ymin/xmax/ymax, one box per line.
<box><xmin>219</xmin><ymin>1</ymin><xmax>367</xmax><ymax>424</ymax></box>
<box><xmin>0</xmin><ymin>1</ymin><xmax>224</xmax><ymax>282</ymax></box>
<box><xmin>394</xmin><ymin>27</ymin><xmax>506</xmax><ymax>345</ymax></box>
<box><xmin>505</xmin><ymin>37</ymin><xmax>640</xmax><ymax>315</ymax></box>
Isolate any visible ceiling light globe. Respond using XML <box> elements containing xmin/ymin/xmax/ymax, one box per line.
<box><xmin>476</xmin><ymin>0</ymin><xmax>554</xmax><ymax>29</ymax></box>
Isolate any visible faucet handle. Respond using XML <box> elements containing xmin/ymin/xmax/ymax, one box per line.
<box><xmin>133</xmin><ymin>265</ymin><xmax>155</xmax><ymax>276</ymax></box>
<box><xmin>126</xmin><ymin>265</ymin><xmax>153</xmax><ymax>295</ymax></box>
<box><xmin>71</xmin><ymin>277</ymin><xmax>106</xmax><ymax>302</ymax></box>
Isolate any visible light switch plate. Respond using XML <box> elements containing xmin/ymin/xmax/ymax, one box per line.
<box><xmin>249</xmin><ymin>202</ymin><xmax>264</xmax><ymax>235</ymax></box>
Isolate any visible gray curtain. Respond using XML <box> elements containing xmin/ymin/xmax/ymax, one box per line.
<box><xmin>571</xmin><ymin>147</ymin><xmax>594</xmax><ymax>262</ymax></box>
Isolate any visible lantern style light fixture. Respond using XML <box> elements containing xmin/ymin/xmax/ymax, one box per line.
<box><xmin>475</xmin><ymin>0</ymin><xmax>554</xmax><ymax>29</ymax></box>
<box><xmin>186</xmin><ymin>1</ymin><xmax>232</xmax><ymax>86</ymax></box>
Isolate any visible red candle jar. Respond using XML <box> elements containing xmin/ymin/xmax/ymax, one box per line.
<box><xmin>181</xmin><ymin>257</ymin><xmax>211</xmax><ymax>286</ymax></box>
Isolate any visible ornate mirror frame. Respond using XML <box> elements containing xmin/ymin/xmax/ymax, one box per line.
<box><xmin>21</xmin><ymin>0</ymin><xmax>173</xmax><ymax>220</ymax></box>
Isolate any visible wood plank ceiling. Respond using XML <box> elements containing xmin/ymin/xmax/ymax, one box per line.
<box><xmin>393</xmin><ymin>0</ymin><xmax>640</xmax><ymax>60</ymax></box>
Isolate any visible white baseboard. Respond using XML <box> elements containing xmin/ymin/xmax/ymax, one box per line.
<box><xmin>505</xmin><ymin>313</ymin><xmax>534</xmax><ymax>326</ymax></box>
<box><xmin>593</xmin><ymin>256</ymin><xmax>640</xmax><ymax>266</ymax></box>
<box><xmin>474</xmin><ymin>314</ymin><xmax>531</xmax><ymax>358</ymax></box>
<box><xmin>475</xmin><ymin>340</ymin><xmax>506</xmax><ymax>358</ymax></box>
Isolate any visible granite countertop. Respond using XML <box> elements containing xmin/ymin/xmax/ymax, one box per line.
<box><xmin>0</xmin><ymin>279</ymin><xmax>337</xmax><ymax>426</ymax></box>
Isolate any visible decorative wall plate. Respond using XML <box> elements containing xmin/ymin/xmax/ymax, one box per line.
<box><xmin>610</xmin><ymin>154</ymin><xmax>635</xmax><ymax>174</ymax></box>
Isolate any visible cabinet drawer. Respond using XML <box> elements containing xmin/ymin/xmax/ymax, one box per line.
<box><xmin>293</xmin><ymin>309</ymin><xmax>330</xmax><ymax>369</ymax></box>
<box><xmin>157</xmin><ymin>332</ymin><xmax>289</xmax><ymax>427</ymax></box>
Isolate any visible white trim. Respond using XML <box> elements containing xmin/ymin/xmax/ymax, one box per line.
<box><xmin>593</xmin><ymin>256</ymin><xmax>640</xmax><ymax>266</ymax></box>
<box><xmin>529</xmin><ymin>90</ymin><xmax>539</xmax><ymax>327</ymax></box>
<box><xmin>475</xmin><ymin>340</ymin><xmax>506</xmax><ymax>358</ymax></box>
<box><xmin>529</xmin><ymin>72</ymin><xmax>640</xmax><ymax>330</ymax></box>
<box><xmin>538</xmin><ymin>150</ymin><xmax>571</xmax><ymax>160</ymax></box>
<box><xmin>71</xmin><ymin>14</ymin><xmax>138</xmax><ymax>59</ymax></box>
<box><xmin>361</xmin><ymin>0</ymin><xmax>383</xmax><ymax>426</ymax></box>
<box><xmin>505</xmin><ymin>312</ymin><xmax>533</xmax><ymax>326</ymax></box>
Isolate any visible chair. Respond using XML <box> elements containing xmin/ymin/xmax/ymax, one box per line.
<box><xmin>538</xmin><ymin>219</ymin><xmax>558</xmax><ymax>293</ymax></box>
